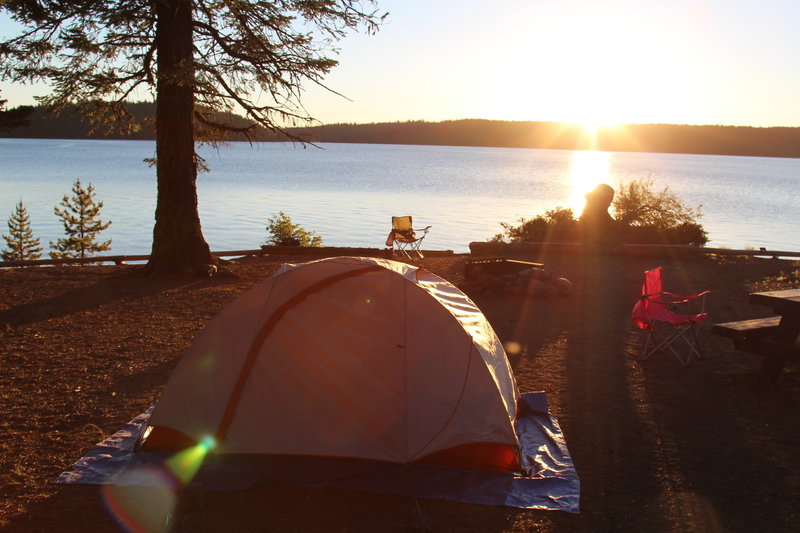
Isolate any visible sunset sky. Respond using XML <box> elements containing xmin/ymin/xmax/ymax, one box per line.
<box><xmin>2</xmin><ymin>0</ymin><xmax>799</xmax><ymax>128</ymax></box>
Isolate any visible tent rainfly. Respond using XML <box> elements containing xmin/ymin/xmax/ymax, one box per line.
<box><xmin>138</xmin><ymin>256</ymin><xmax>522</xmax><ymax>473</ymax></box>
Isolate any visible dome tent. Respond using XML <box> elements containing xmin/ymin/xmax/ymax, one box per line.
<box><xmin>139</xmin><ymin>256</ymin><xmax>522</xmax><ymax>472</ymax></box>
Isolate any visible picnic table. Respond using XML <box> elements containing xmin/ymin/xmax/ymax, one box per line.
<box><xmin>711</xmin><ymin>289</ymin><xmax>800</xmax><ymax>380</ymax></box>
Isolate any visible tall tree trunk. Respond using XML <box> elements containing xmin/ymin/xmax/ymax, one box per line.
<box><xmin>145</xmin><ymin>0</ymin><xmax>217</xmax><ymax>276</ymax></box>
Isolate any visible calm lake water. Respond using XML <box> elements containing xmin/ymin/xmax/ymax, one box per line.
<box><xmin>1</xmin><ymin>138</ymin><xmax>798</xmax><ymax>255</ymax></box>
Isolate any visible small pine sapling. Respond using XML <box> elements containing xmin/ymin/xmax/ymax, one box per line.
<box><xmin>50</xmin><ymin>179</ymin><xmax>112</xmax><ymax>259</ymax></box>
<box><xmin>265</xmin><ymin>212</ymin><xmax>323</xmax><ymax>247</ymax></box>
<box><xmin>1</xmin><ymin>199</ymin><xmax>43</xmax><ymax>261</ymax></box>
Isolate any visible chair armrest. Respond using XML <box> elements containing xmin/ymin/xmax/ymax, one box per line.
<box><xmin>646</xmin><ymin>293</ymin><xmax>688</xmax><ymax>305</ymax></box>
<box><xmin>663</xmin><ymin>290</ymin><xmax>709</xmax><ymax>313</ymax></box>
<box><xmin>663</xmin><ymin>290</ymin><xmax>710</xmax><ymax>301</ymax></box>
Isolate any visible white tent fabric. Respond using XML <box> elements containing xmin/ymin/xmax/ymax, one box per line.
<box><xmin>143</xmin><ymin>257</ymin><xmax>521</xmax><ymax>468</ymax></box>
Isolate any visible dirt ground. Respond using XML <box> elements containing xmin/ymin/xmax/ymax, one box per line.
<box><xmin>1</xmin><ymin>249</ymin><xmax>799</xmax><ymax>532</ymax></box>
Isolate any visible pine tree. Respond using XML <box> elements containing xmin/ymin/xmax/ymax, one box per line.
<box><xmin>50</xmin><ymin>179</ymin><xmax>112</xmax><ymax>259</ymax></box>
<box><xmin>1</xmin><ymin>199</ymin><xmax>42</xmax><ymax>261</ymax></box>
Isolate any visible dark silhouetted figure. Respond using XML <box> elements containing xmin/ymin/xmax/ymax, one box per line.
<box><xmin>580</xmin><ymin>183</ymin><xmax>621</xmax><ymax>244</ymax></box>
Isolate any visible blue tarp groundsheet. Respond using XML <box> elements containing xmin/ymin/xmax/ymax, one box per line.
<box><xmin>58</xmin><ymin>392</ymin><xmax>580</xmax><ymax>513</ymax></box>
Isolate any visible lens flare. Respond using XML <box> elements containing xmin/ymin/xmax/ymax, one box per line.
<box><xmin>101</xmin><ymin>464</ymin><xmax>179</xmax><ymax>533</ymax></box>
<box><xmin>102</xmin><ymin>435</ymin><xmax>216</xmax><ymax>533</ymax></box>
<box><xmin>504</xmin><ymin>341</ymin><xmax>522</xmax><ymax>356</ymax></box>
<box><xmin>166</xmin><ymin>436</ymin><xmax>216</xmax><ymax>484</ymax></box>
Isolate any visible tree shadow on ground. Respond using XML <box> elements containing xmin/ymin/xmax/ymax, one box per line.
<box><xmin>0</xmin><ymin>268</ymin><xmax>241</xmax><ymax>329</ymax></box>
<box><xmin>557</xmin><ymin>251</ymin><xmax>681</xmax><ymax>531</ymax></box>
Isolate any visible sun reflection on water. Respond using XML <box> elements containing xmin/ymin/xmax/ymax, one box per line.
<box><xmin>567</xmin><ymin>150</ymin><xmax>611</xmax><ymax>214</ymax></box>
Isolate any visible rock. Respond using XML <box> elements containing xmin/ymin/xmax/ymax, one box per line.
<box><xmin>542</xmin><ymin>283</ymin><xmax>560</xmax><ymax>298</ymax></box>
<box><xmin>518</xmin><ymin>268</ymin><xmax>535</xmax><ymax>280</ymax></box>
<box><xmin>499</xmin><ymin>274</ymin><xmax>517</xmax><ymax>290</ymax></box>
<box><xmin>524</xmin><ymin>279</ymin><xmax>548</xmax><ymax>297</ymax></box>
<box><xmin>510</xmin><ymin>282</ymin><xmax>526</xmax><ymax>295</ymax></box>
<box><xmin>553</xmin><ymin>277</ymin><xmax>574</xmax><ymax>296</ymax></box>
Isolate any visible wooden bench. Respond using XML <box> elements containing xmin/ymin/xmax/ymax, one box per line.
<box><xmin>711</xmin><ymin>316</ymin><xmax>782</xmax><ymax>340</ymax></box>
<box><xmin>712</xmin><ymin>316</ymin><xmax>800</xmax><ymax>379</ymax></box>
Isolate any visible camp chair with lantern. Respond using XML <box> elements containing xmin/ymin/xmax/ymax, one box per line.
<box><xmin>631</xmin><ymin>266</ymin><xmax>710</xmax><ymax>365</ymax></box>
<box><xmin>385</xmin><ymin>216</ymin><xmax>431</xmax><ymax>260</ymax></box>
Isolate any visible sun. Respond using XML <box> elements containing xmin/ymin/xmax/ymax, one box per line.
<box><xmin>580</xmin><ymin>117</ymin><xmax>623</xmax><ymax>137</ymax></box>
<box><xmin>580</xmin><ymin>121</ymin><xmax>601</xmax><ymax>138</ymax></box>
<box><xmin>573</xmin><ymin>120</ymin><xmax>616</xmax><ymax>152</ymax></box>
<box><xmin>567</xmin><ymin>150</ymin><xmax>611</xmax><ymax>214</ymax></box>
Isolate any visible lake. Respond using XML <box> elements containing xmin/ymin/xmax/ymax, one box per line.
<box><xmin>1</xmin><ymin>138</ymin><xmax>798</xmax><ymax>255</ymax></box>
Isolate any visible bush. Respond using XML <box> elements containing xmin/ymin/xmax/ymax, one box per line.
<box><xmin>494</xmin><ymin>207</ymin><xmax>579</xmax><ymax>243</ymax></box>
<box><xmin>623</xmin><ymin>222</ymin><xmax>708</xmax><ymax>246</ymax></box>
<box><xmin>613</xmin><ymin>177</ymin><xmax>708</xmax><ymax>245</ymax></box>
<box><xmin>613</xmin><ymin>176</ymin><xmax>703</xmax><ymax>229</ymax></box>
<box><xmin>494</xmin><ymin>178</ymin><xmax>708</xmax><ymax>246</ymax></box>
<box><xmin>265</xmin><ymin>212</ymin><xmax>323</xmax><ymax>247</ymax></box>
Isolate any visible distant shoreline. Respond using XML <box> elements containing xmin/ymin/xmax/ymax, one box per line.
<box><xmin>3</xmin><ymin>103</ymin><xmax>800</xmax><ymax>159</ymax></box>
<box><xmin>3</xmin><ymin>134</ymin><xmax>799</xmax><ymax>160</ymax></box>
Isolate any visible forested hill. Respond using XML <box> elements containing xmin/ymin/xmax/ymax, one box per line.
<box><xmin>290</xmin><ymin>120</ymin><xmax>800</xmax><ymax>158</ymax></box>
<box><xmin>3</xmin><ymin>102</ymin><xmax>800</xmax><ymax>158</ymax></box>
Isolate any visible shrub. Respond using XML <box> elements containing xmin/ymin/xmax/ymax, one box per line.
<box><xmin>613</xmin><ymin>177</ymin><xmax>708</xmax><ymax>245</ymax></box>
<box><xmin>494</xmin><ymin>207</ymin><xmax>579</xmax><ymax>243</ymax></box>
<box><xmin>623</xmin><ymin>222</ymin><xmax>708</xmax><ymax>246</ymax></box>
<box><xmin>495</xmin><ymin>177</ymin><xmax>708</xmax><ymax>246</ymax></box>
<box><xmin>613</xmin><ymin>176</ymin><xmax>703</xmax><ymax>229</ymax></box>
<box><xmin>265</xmin><ymin>212</ymin><xmax>323</xmax><ymax>247</ymax></box>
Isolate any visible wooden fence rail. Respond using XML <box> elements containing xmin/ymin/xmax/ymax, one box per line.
<box><xmin>0</xmin><ymin>249</ymin><xmax>266</xmax><ymax>269</ymax></box>
<box><xmin>0</xmin><ymin>246</ymin><xmax>453</xmax><ymax>268</ymax></box>
<box><xmin>468</xmin><ymin>241</ymin><xmax>800</xmax><ymax>259</ymax></box>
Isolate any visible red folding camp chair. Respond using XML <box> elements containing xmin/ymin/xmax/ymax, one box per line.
<box><xmin>631</xmin><ymin>266</ymin><xmax>710</xmax><ymax>365</ymax></box>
